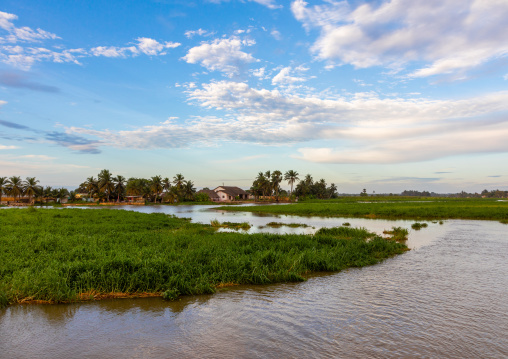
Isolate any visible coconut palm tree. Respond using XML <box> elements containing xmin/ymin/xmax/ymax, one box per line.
<box><xmin>98</xmin><ymin>169</ymin><xmax>115</xmax><ymax>202</ymax></box>
<box><xmin>85</xmin><ymin>176</ymin><xmax>99</xmax><ymax>200</ymax></box>
<box><xmin>55</xmin><ymin>187</ymin><xmax>69</xmax><ymax>203</ymax></box>
<box><xmin>284</xmin><ymin>170</ymin><xmax>299</xmax><ymax>200</ymax></box>
<box><xmin>150</xmin><ymin>175</ymin><xmax>163</xmax><ymax>203</ymax></box>
<box><xmin>328</xmin><ymin>183</ymin><xmax>337</xmax><ymax>199</ymax></box>
<box><xmin>183</xmin><ymin>180</ymin><xmax>196</xmax><ymax>201</ymax></box>
<box><xmin>0</xmin><ymin>177</ymin><xmax>7</xmax><ymax>204</ymax></box>
<box><xmin>8</xmin><ymin>176</ymin><xmax>24</xmax><ymax>202</ymax></box>
<box><xmin>24</xmin><ymin>177</ymin><xmax>40</xmax><ymax>204</ymax></box>
<box><xmin>271</xmin><ymin>170</ymin><xmax>283</xmax><ymax>202</ymax></box>
<box><xmin>113</xmin><ymin>175</ymin><xmax>126</xmax><ymax>202</ymax></box>
<box><xmin>173</xmin><ymin>174</ymin><xmax>185</xmax><ymax>189</ymax></box>
<box><xmin>162</xmin><ymin>177</ymin><xmax>172</xmax><ymax>192</ymax></box>
<box><xmin>43</xmin><ymin>186</ymin><xmax>53</xmax><ymax>203</ymax></box>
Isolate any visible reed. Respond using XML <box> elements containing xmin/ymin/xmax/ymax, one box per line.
<box><xmin>0</xmin><ymin>208</ymin><xmax>407</xmax><ymax>307</ymax></box>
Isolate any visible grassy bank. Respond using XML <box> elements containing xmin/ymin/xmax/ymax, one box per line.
<box><xmin>0</xmin><ymin>208</ymin><xmax>407</xmax><ymax>307</ymax></box>
<box><xmin>215</xmin><ymin>197</ymin><xmax>508</xmax><ymax>220</ymax></box>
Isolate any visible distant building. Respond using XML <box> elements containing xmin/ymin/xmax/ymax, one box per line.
<box><xmin>198</xmin><ymin>186</ymin><xmax>250</xmax><ymax>202</ymax></box>
<box><xmin>196</xmin><ymin>189</ymin><xmax>220</xmax><ymax>202</ymax></box>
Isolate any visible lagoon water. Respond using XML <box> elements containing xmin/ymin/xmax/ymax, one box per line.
<box><xmin>1</xmin><ymin>205</ymin><xmax>507</xmax><ymax>358</ymax></box>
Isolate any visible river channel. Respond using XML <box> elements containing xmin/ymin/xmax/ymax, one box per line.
<box><xmin>1</xmin><ymin>205</ymin><xmax>507</xmax><ymax>358</ymax></box>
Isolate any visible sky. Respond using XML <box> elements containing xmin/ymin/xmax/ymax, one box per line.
<box><xmin>1</xmin><ymin>0</ymin><xmax>508</xmax><ymax>194</ymax></box>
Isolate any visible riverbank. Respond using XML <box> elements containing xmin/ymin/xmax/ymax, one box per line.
<box><xmin>0</xmin><ymin>208</ymin><xmax>408</xmax><ymax>307</ymax></box>
<box><xmin>215</xmin><ymin>197</ymin><xmax>508</xmax><ymax>221</ymax></box>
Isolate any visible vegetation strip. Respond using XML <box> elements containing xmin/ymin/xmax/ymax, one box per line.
<box><xmin>215</xmin><ymin>197</ymin><xmax>508</xmax><ymax>221</ymax></box>
<box><xmin>0</xmin><ymin>208</ymin><xmax>407</xmax><ymax>307</ymax></box>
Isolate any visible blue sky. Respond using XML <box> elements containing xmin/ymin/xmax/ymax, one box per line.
<box><xmin>1</xmin><ymin>0</ymin><xmax>507</xmax><ymax>193</ymax></box>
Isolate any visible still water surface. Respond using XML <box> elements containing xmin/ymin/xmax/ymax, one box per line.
<box><xmin>1</xmin><ymin>205</ymin><xmax>507</xmax><ymax>358</ymax></box>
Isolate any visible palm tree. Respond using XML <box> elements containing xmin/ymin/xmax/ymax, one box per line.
<box><xmin>162</xmin><ymin>177</ymin><xmax>172</xmax><ymax>192</ymax></box>
<box><xmin>43</xmin><ymin>186</ymin><xmax>53</xmax><ymax>203</ymax></box>
<box><xmin>0</xmin><ymin>177</ymin><xmax>7</xmax><ymax>204</ymax></box>
<box><xmin>173</xmin><ymin>174</ymin><xmax>185</xmax><ymax>189</ymax></box>
<box><xmin>8</xmin><ymin>176</ymin><xmax>24</xmax><ymax>202</ymax></box>
<box><xmin>284</xmin><ymin>170</ymin><xmax>299</xmax><ymax>200</ymax></box>
<box><xmin>98</xmin><ymin>169</ymin><xmax>115</xmax><ymax>202</ymax></box>
<box><xmin>24</xmin><ymin>177</ymin><xmax>40</xmax><ymax>204</ymax></box>
<box><xmin>85</xmin><ymin>176</ymin><xmax>99</xmax><ymax>201</ymax></box>
<box><xmin>150</xmin><ymin>175</ymin><xmax>163</xmax><ymax>203</ymax></box>
<box><xmin>173</xmin><ymin>174</ymin><xmax>185</xmax><ymax>199</ymax></box>
<box><xmin>328</xmin><ymin>183</ymin><xmax>337</xmax><ymax>199</ymax></box>
<box><xmin>113</xmin><ymin>175</ymin><xmax>126</xmax><ymax>202</ymax></box>
<box><xmin>271</xmin><ymin>170</ymin><xmax>283</xmax><ymax>202</ymax></box>
<box><xmin>56</xmin><ymin>188</ymin><xmax>69</xmax><ymax>203</ymax></box>
<box><xmin>183</xmin><ymin>180</ymin><xmax>196</xmax><ymax>201</ymax></box>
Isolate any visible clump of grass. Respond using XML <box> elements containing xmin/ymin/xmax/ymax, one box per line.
<box><xmin>315</xmin><ymin>226</ymin><xmax>374</xmax><ymax>240</ymax></box>
<box><xmin>411</xmin><ymin>222</ymin><xmax>428</xmax><ymax>230</ymax></box>
<box><xmin>0</xmin><ymin>209</ymin><xmax>407</xmax><ymax>306</ymax></box>
<box><xmin>383</xmin><ymin>227</ymin><xmax>409</xmax><ymax>242</ymax></box>
<box><xmin>342</xmin><ymin>222</ymin><xmax>351</xmax><ymax>226</ymax></box>
<box><xmin>266</xmin><ymin>222</ymin><xmax>309</xmax><ymax>228</ymax></box>
<box><xmin>500</xmin><ymin>219</ymin><xmax>508</xmax><ymax>224</ymax></box>
<box><xmin>211</xmin><ymin>219</ymin><xmax>251</xmax><ymax>230</ymax></box>
<box><xmin>439</xmin><ymin>220</ymin><xmax>444</xmax><ymax>225</ymax></box>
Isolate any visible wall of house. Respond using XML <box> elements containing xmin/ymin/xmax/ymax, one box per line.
<box><xmin>215</xmin><ymin>191</ymin><xmax>232</xmax><ymax>201</ymax></box>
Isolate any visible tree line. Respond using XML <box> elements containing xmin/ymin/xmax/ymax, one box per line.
<box><xmin>75</xmin><ymin>169</ymin><xmax>204</xmax><ymax>203</ymax></box>
<box><xmin>0</xmin><ymin>176</ymin><xmax>69</xmax><ymax>204</ymax></box>
<box><xmin>0</xmin><ymin>170</ymin><xmax>205</xmax><ymax>204</ymax></box>
<box><xmin>250</xmin><ymin>170</ymin><xmax>338</xmax><ymax>201</ymax></box>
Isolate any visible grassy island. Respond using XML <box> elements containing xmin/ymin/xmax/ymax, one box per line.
<box><xmin>0</xmin><ymin>208</ymin><xmax>407</xmax><ymax>307</ymax></box>
<box><xmin>216</xmin><ymin>197</ymin><xmax>508</xmax><ymax>221</ymax></box>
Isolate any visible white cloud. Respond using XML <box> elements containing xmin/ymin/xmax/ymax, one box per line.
<box><xmin>91</xmin><ymin>46</ymin><xmax>138</xmax><ymax>58</ymax></box>
<box><xmin>251</xmin><ymin>67</ymin><xmax>266</xmax><ymax>78</ymax></box>
<box><xmin>250</xmin><ymin>0</ymin><xmax>282</xmax><ymax>9</ymax></box>
<box><xmin>65</xmin><ymin>80</ymin><xmax>508</xmax><ymax>163</ymax></box>
<box><xmin>291</xmin><ymin>0</ymin><xmax>508</xmax><ymax>78</ymax></box>
<box><xmin>0</xmin><ymin>145</ymin><xmax>18</xmax><ymax>150</ymax></box>
<box><xmin>0</xmin><ymin>11</ymin><xmax>60</xmax><ymax>43</ymax></box>
<box><xmin>0</xmin><ymin>46</ymin><xmax>83</xmax><ymax>70</ymax></box>
<box><xmin>270</xmin><ymin>29</ymin><xmax>282</xmax><ymax>40</ymax></box>
<box><xmin>1</xmin><ymin>11</ymin><xmax>180</xmax><ymax>69</ymax></box>
<box><xmin>182</xmin><ymin>37</ymin><xmax>257</xmax><ymax>77</ymax></box>
<box><xmin>184</xmin><ymin>29</ymin><xmax>215</xmax><ymax>38</ymax></box>
<box><xmin>206</xmin><ymin>0</ymin><xmax>282</xmax><ymax>9</ymax></box>
<box><xmin>90</xmin><ymin>38</ymin><xmax>180</xmax><ymax>58</ymax></box>
<box><xmin>136</xmin><ymin>37</ymin><xmax>180</xmax><ymax>56</ymax></box>
<box><xmin>272</xmin><ymin>66</ymin><xmax>307</xmax><ymax>85</ymax></box>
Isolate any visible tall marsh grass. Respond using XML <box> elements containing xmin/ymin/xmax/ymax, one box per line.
<box><xmin>0</xmin><ymin>208</ymin><xmax>407</xmax><ymax>306</ymax></box>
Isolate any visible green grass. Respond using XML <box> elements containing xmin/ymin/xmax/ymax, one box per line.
<box><xmin>216</xmin><ymin>197</ymin><xmax>508</xmax><ymax>220</ymax></box>
<box><xmin>411</xmin><ymin>222</ymin><xmax>428</xmax><ymax>230</ymax></box>
<box><xmin>266</xmin><ymin>222</ymin><xmax>310</xmax><ymax>228</ymax></box>
<box><xmin>0</xmin><ymin>208</ymin><xmax>407</xmax><ymax>307</ymax></box>
<box><xmin>210</xmin><ymin>219</ymin><xmax>251</xmax><ymax>230</ymax></box>
<box><xmin>383</xmin><ymin>227</ymin><xmax>409</xmax><ymax>242</ymax></box>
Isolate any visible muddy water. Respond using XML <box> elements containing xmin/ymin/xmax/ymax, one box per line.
<box><xmin>1</xmin><ymin>208</ymin><xmax>508</xmax><ymax>358</ymax></box>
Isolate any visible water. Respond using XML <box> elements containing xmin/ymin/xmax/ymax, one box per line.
<box><xmin>1</xmin><ymin>206</ymin><xmax>507</xmax><ymax>358</ymax></box>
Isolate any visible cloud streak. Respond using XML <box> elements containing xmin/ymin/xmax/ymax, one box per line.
<box><xmin>63</xmin><ymin>80</ymin><xmax>508</xmax><ymax>163</ymax></box>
